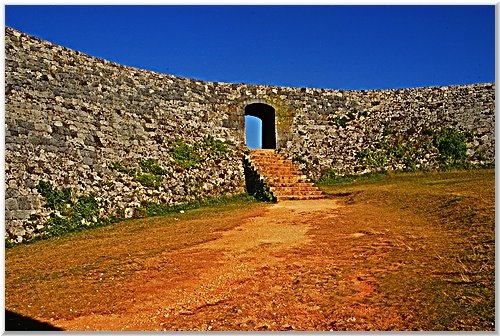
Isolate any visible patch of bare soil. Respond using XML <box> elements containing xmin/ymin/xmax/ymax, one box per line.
<box><xmin>5</xmin><ymin>170</ymin><xmax>494</xmax><ymax>331</ymax></box>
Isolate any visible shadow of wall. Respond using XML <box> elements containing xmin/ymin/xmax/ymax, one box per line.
<box><xmin>5</xmin><ymin>310</ymin><xmax>63</xmax><ymax>331</ymax></box>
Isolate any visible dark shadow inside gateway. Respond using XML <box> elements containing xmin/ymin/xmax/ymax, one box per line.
<box><xmin>244</xmin><ymin>103</ymin><xmax>276</xmax><ymax>150</ymax></box>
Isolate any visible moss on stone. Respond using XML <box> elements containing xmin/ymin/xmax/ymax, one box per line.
<box><xmin>267</xmin><ymin>95</ymin><xmax>297</xmax><ymax>136</ymax></box>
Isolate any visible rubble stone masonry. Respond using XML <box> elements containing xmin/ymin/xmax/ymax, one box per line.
<box><xmin>5</xmin><ymin>27</ymin><xmax>495</xmax><ymax>243</ymax></box>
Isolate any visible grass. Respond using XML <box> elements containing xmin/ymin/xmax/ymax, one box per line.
<box><xmin>5</xmin><ymin>169</ymin><xmax>494</xmax><ymax>330</ymax></box>
<box><xmin>318</xmin><ymin>168</ymin><xmax>494</xmax><ymax>330</ymax></box>
<box><xmin>10</xmin><ymin>192</ymin><xmax>257</xmax><ymax>247</ymax></box>
<box><xmin>138</xmin><ymin>193</ymin><xmax>257</xmax><ymax>217</ymax></box>
<box><xmin>5</xmin><ymin>196</ymin><xmax>266</xmax><ymax>321</ymax></box>
<box><xmin>316</xmin><ymin>170</ymin><xmax>389</xmax><ymax>186</ymax></box>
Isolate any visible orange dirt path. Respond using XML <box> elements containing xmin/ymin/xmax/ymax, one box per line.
<box><xmin>53</xmin><ymin>199</ymin><xmax>349</xmax><ymax>331</ymax></box>
<box><xmin>8</xmin><ymin>192</ymin><xmax>486</xmax><ymax>331</ymax></box>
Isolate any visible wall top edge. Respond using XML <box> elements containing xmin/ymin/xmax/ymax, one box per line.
<box><xmin>5</xmin><ymin>26</ymin><xmax>495</xmax><ymax>94</ymax></box>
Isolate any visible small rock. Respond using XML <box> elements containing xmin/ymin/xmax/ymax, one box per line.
<box><xmin>351</xmin><ymin>232</ymin><xmax>365</xmax><ymax>238</ymax></box>
<box><xmin>179</xmin><ymin>309</ymin><xmax>194</xmax><ymax>315</ymax></box>
<box><xmin>257</xmin><ymin>323</ymin><xmax>270</xmax><ymax>330</ymax></box>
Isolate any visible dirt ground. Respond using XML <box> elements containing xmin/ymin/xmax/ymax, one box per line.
<box><xmin>5</xmin><ymin>170</ymin><xmax>495</xmax><ymax>331</ymax></box>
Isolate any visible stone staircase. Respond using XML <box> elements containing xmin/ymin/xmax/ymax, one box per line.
<box><xmin>245</xmin><ymin>149</ymin><xmax>325</xmax><ymax>202</ymax></box>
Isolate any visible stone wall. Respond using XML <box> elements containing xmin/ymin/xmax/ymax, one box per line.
<box><xmin>5</xmin><ymin>27</ymin><xmax>495</xmax><ymax>243</ymax></box>
<box><xmin>279</xmin><ymin>84</ymin><xmax>495</xmax><ymax>178</ymax></box>
<box><xmin>5</xmin><ymin>27</ymin><xmax>248</xmax><ymax>243</ymax></box>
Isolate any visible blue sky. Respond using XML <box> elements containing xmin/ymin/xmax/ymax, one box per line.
<box><xmin>5</xmin><ymin>5</ymin><xmax>495</xmax><ymax>148</ymax></box>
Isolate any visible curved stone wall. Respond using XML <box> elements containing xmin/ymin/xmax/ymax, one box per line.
<box><xmin>280</xmin><ymin>83</ymin><xmax>495</xmax><ymax>178</ymax></box>
<box><xmin>5</xmin><ymin>27</ymin><xmax>495</xmax><ymax>243</ymax></box>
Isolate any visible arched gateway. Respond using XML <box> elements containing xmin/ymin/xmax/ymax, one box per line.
<box><xmin>244</xmin><ymin>103</ymin><xmax>276</xmax><ymax>149</ymax></box>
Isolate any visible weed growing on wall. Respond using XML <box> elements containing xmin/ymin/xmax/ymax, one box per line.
<box><xmin>107</xmin><ymin>138</ymin><xmax>232</xmax><ymax>202</ymax></box>
<box><xmin>434</xmin><ymin>128</ymin><xmax>470</xmax><ymax>168</ymax></box>
<box><xmin>202</xmin><ymin>135</ymin><xmax>228</xmax><ymax>157</ymax></box>
<box><xmin>171</xmin><ymin>140</ymin><xmax>201</xmax><ymax>168</ymax></box>
<box><xmin>345</xmin><ymin>127</ymin><xmax>474</xmax><ymax>177</ymax></box>
<box><xmin>35</xmin><ymin>181</ymin><xmax>102</xmax><ymax>237</ymax></box>
<box><xmin>333</xmin><ymin>116</ymin><xmax>348</xmax><ymax>128</ymax></box>
<box><xmin>317</xmin><ymin>169</ymin><xmax>356</xmax><ymax>185</ymax></box>
<box><xmin>170</xmin><ymin>136</ymin><xmax>231</xmax><ymax>168</ymax></box>
<box><xmin>356</xmin><ymin>148</ymin><xmax>388</xmax><ymax>169</ymax></box>
<box><xmin>331</xmin><ymin>107</ymin><xmax>370</xmax><ymax>128</ymax></box>
<box><xmin>355</xmin><ymin>128</ymin><xmax>472</xmax><ymax>173</ymax></box>
<box><xmin>108</xmin><ymin>162</ymin><xmax>134</xmax><ymax>175</ymax></box>
<box><xmin>381</xmin><ymin>139</ymin><xmax>419</xmax><ymax>172</ymax></box>
<box><xmin>36</xmin><ymin>180</ymin><xmax>72</xmax><ymax>210</ymax></box>
<box><xmin>139</xmin><ymin>158</ymin><xmax>169</xmax><ymax>175</ymax></box>
<box><xmin>109</xmin><ymin>158</ymin><xmax>169</xmax><ymax>188</ymax></box>
<box><xmin>292</xmin><ymin>155</ymin><xmax>310</xmax><ymax>174</ymax></box>
<box><xmin>134</xmin><ymin>173</ymin><xmax>163</xmax><ymax>188</ymax></box>
<box><xmin>109</xmin><ymin>139</ymin><xmax>231</xmax><ymax>190</ymax></box>
<box><xmin>9</xmin><ymin>185</ymin><xmax>257</xmax><ymax>246</ymax></box>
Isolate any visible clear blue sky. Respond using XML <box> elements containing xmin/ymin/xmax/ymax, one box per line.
<box><xmin>5</xmin><ymin>5</ymin><xmax>495</xmax><ymax>148</ymax></box>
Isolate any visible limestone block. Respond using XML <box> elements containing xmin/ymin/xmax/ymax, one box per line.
<box><xmin>6</xmin><ymin>210</ymin><xmax>32</xmax><ymax>220</ymax></box>
<box><xmin>17</xmin><ymin>196</ymin><xmax>34</xmax><ymax>210</ymax></box>
<box><xmin>5</xmin><ymin>198</ymin><xmax>18</xmax><ymax>211</ymax></box>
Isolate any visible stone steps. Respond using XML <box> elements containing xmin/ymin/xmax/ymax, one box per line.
<box><xmin>247</xmin><ymin>149</ymin><xmax>325</xmax><ymax>202</ymax></box>
<box><xmin>270</xmin><ymin>189</ymin><xmax>324</xmax><ymax>197</ymax></box>
<box><xmin>277</xmin><ymin>195</ymin><xmax>326</xmax><ymax>201</ymax></box>
<box><xmin>271</xmin><ymin>184</ymin><xmax>318</xmax><ymax>190</ymax></box>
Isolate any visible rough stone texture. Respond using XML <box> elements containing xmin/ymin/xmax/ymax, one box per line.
<box><xmin>280</xmin><ymin>84</ymin><xmax>495</xmax><ymax>178</ymax></box>
<box><xmin>5</xmin><ymin>27</ymin><xmax>495</xmax><ymax>243</ymax></box>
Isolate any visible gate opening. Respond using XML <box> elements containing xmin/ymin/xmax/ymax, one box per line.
<box><xmin>244</xmin><ymin>103</ymin><xmax>276</xmax><ymax>149</ymax></box>
<box><xmin>245</xmin><ymin>115</ymin><xmax>262</xmax><ymax>149</ymax></box>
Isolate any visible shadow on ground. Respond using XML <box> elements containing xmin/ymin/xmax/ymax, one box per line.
<box><xmin>5</xmin><ymin>310</ymin><xmax>63</xmax><ymax>331</ymax></box>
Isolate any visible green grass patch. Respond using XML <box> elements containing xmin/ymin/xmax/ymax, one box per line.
<box><xmin>317</xmin><ymin>169</ymin><xmax>389</xmax><ymax>186</ymax></box>
<box><xmin>138</xmin><ymin>193</ymin><xmax>257</xmax><ymax>218</ymax></box>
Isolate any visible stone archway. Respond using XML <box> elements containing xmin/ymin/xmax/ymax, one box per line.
<box><xmin>244</xmin><ymin>103</ymin><xmax>276</xmax><ymax>149</ymax></box>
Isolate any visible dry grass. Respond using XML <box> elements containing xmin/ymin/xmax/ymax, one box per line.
<box><xmin>5</xmin><ymin>200</ymin><xmax>266</xmax><ymax>321</ymax></box>
<box><xmin>5</xmin><ymin>169</ymin><xmax>495</xmax><ymax>331</ymax></box>
<box><xmin>318</xmin><ymin>169</ymin><xmax>495</xmax><ymax>330</ymax></box>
